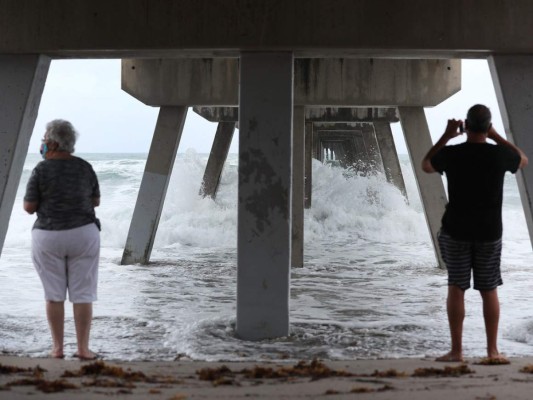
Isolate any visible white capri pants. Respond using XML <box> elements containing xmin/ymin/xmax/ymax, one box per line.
<box><xmin>32</xmin><ymin>223</ymin><xmax>100</xmax><ymax>303</ymax></box>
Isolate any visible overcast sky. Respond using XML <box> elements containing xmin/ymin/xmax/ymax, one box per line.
<box><xmin>29</xmin><ymin>59</ymin><xmax>504</xmax><ymax>155</ymax></box>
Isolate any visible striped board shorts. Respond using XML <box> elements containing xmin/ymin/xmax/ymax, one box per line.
<box><xmin>438</xmin><ymin>229</ymin><xmax>503</xmax><ymax>291</ymax></box>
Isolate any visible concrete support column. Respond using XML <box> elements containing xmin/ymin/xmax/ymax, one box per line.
<box><xmin>488</xmin><ymin>56</ymin><xmax>533</xmax><ymax>248</ymax></box>
<box><xmin>121</xmin><ymin>106</ymin><xmax>187</xmax><ymax>265</ymax></box>
<box><xmin>199</xmin><ymin>122</ymin><xmax>236</xmax><ymax>199</ymax></box>
<box><xmin>374</xmin><ymin>121</ymin><xmax>408</xmax><ymax>197</ymax></box>
<box><xmin>0</xmin><ymin>55</ymin><xmax>50</xmax><ymax>257</ymax></box>
<box><xmin>237</xmin><ymin>52</ymin><xmax>293</xmax><ymax>340</ymax></box>
<box><xmin>292</xmin><ymin>106</ymin><xmax>305</xmax><ymax>268</ymax></box>
<box><xmin>398</xmin><ymin>107</ymin><xmax>446</xmax><ymax>268</ymax></box>
<box><xmin>304</xmin><ymin>121</ymin><xmax>313</xmax><ymax>209</ymax></box>
<box><xmin>361</xmin><ymin>125</ymin><xmax>384</xmax><ymax>173</ymax></box>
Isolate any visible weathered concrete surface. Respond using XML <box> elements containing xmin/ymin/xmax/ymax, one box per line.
<box><xmin>193</xmin><ymin>106</ymin><xmax>399</xmax><ymax>123</ymax></box>
<box><xmin>295</xmin><ymin>59</ymin><xmax>459</xmax><ymax>107</ymax></box>
<box><xmin>292</xmin><ymin>106</ymin><xmax>305</xmax><ymax>268</ymax></box>
<box><xmin>398</xmin><ymin>107</ymin><xmax>446</xmax><ymax>268</ymax></box>
<box><xmin>1</xmin><ymin>0</ymin><xmax>533</xmax><ymax>57</ymax></box>
<box><xmin>305</xmin><ymin>107</ymin><xmax>399</xmax><ymax>123</ymax></box>
<box><xmin>123</xmin><ymin>58</ymin><xmax>460</xmax><ymax>107</ymax></box>
<box><xmin>304</xmin><ymin>121</ymin><xmax>313</xmax><ymax>209</ymax></box>
<box><xmin>199</xmin><ymin>122</ymin><xmax>235</xmax><ymax>199</ymax></box>
<box><xmin>488</xmin><ymin>55</ymin><xmax>533</xmax><ymax>249</ymax></box>
<box><xmin>123</xmin><ymin>59</ymin><xmax>239</xmax><ymax>106</ymax></box>
<box><xmin>193</xmin><ymin>107</ymin><xmax>239</xmax><ymax>123</ymax></box>
<box><xmin>374</xmin><ymin>121</ymin><xmax>407</xmax><ymax>197</ymax></box>
<box><xmin>122</xmin><ymin>106</ymin><xmax>187</xmax><ymax>265</ymax></box>
<box><xmin>0</xmin><ymin>55</ymin><xmax>50</xmax><ymax>257</ymax></box>
<box><xmin>237</xmin><ymin>53</ymin><xmax>293</xmax><ymax>340</ymax></box>
<box><xmin>361</xmin><ymin>123</ymin><xmax>384</xmax><ymax>173</ymax></box>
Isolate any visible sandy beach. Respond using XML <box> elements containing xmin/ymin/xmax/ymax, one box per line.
<box><xmin>2</xmin><ymin>354</ymin><xmax>533</xmax><ymax>399</ymax></box>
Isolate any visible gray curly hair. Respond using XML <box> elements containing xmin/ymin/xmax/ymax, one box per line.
<box><xmin>45</xmin><ymin>119</ymin><xmax>78</xmax><ymax>153</ymax></box>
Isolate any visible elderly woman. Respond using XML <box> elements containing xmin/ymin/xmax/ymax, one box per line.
<box><xmin>23</xmin><ymin>119</ymin><xmax>101</xmax><ymax>360</ymax></box>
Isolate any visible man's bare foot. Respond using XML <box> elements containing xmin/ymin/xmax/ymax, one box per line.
<box><xmin>73</xmin><ymin>351</ymin><xmax>100</xmax><ymax>361</ymax></box>
<box><xmin>435</xmin><ymin>352</ymin><xmax>464</xmax><ymax>362</ymax></box>
<box><xmin>475</xmin><ymin>354</ymin><xmax>510</xmax><ymax>365</ymax></box>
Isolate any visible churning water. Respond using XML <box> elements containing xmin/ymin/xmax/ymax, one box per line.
<box><xmin>1</xmin><ymin>152</ymin><xmax>533</xmax><ymax>361</ymax></box>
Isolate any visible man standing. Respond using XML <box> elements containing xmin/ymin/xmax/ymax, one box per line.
<box><xmin>422</xmin><ymin>104</ymin><xmax>528</xmax><ymax>362</ymax></box>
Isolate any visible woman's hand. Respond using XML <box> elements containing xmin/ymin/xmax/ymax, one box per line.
<box><xmin>23</xmin><ymin>201</ymin><xmax>38</xmax><ymax>214</ymax></box>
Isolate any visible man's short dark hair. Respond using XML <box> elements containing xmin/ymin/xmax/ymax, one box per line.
<box><xmin>466</xmin><ymin>104</ymin><xmax>492</xmax><ymax>133</ymax></box>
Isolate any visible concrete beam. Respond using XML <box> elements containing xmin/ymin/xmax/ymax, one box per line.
<box><xmin>488</xmin><ymin>56</ymin><xmax>533</xmax><ymax>249</ymax></box>
<box><xmin>193</xmin><ymin>106</ymin><xmax>399</xmax><ymax>123</ymax></box>
<box><xmin>122</xmin><ymin>58</ymin><xmax>460</xmax><ymax>107</ymax></box>
<box><xmin>305</xmin><ymin>107</ymin><xmax>399</xmax><ymax>123</ymax></box>
<box><xmin>2</xmin><ymin>0</ymin><xmax>533</xmax><ymax>58</ymax></box>
<box><xmin>398</xmin><ymin>107</ymin><xmax>446</xmax><ymax>268</ymax></box>
<box><xmin>361</xmin><ymin>124</ymin><xmax>384</xmax><ymax>174</ymax></box>
<box><xmin>121</xmin><ymin>106</ymin><xmax>187</xmax><ymax>265</ymax></box>
<box><xmin>292</xmin><ymin>106</ymin><xmax>305</xmax><ymax>268</ymax></box>
<box><xmin>193</xmin><ymin>107</ymin><xmax>239</xmax><ymax>123</ymax></box>
<box><xmin>0</xmin><ymin>55</ymin><xmax>50</xmax><ymax>256</ymax></box>
<box><xmin>123</xmin><ymin>59</ymin><xmax>239</xmax><ymax>107</ymax></box>
<box><xmin>237</xmin><ymin>52</ymin><xmax>293</xmax><ymax>340</ymax></box>
<box><xmin>199</xmin><ymin>122</ymin><xmax>235</xmax><ymax>199</ymax></box>
<box><xmin>295</xmin><ymin>59</ymin><xmax>459</xmax><ymax>107</ymax></box>
<box><xmin>304</xmin><ymin>121</ymin><xmax>313</xmax><ymax>209</ymax></box>
<box><xmin>374</xmin><ymin>122</ymin><xmax>407</xmax><ymax>197</ymax></box>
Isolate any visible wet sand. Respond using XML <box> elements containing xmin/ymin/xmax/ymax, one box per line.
<box><xmin>1</xmin><ymin>354</ymin><xmax>533</xmax><ymax>399</ymax></box>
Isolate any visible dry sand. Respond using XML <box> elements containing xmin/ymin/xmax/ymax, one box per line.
<box><xmin>1</xmin><ymin>354</ymin><xmax>533</xmax><ymax>399</ymax></box>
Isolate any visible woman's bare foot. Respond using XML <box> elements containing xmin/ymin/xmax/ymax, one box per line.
<box><xmin>50</xmin><ymin>352</ymin><xmax>64</xmax><ymax>359</ymax></box>
<box><xmin>435</xmin><ymin>351</ymin><xmax>464</xmax><ymax>362</ymax></box>
<box><xmin>50</xmin><ymin>347</ymin><xmax>64</xmax><ymax>359</ymax></box>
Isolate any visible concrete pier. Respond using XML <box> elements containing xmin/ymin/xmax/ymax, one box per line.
<box><xmin>398</xmin><ymin>107</ymin><xmax>447</xmax><ymax>267</ymax></box>
<box><xmin>312</xmin><ymin>123</ymin><xmax>375</xmax><ymax>169</ymax></box>
<box><xmin>237</xmin><ymin>53</ymin><xmax>293</xmax><ymax>340</ymax></box>
<box><xmin>488</xmin><ymin>56</ymin><xmax>533</xmax><ymax>248</ymax></box>
<box><xmin>199</xmin><ymin>122</ymin><xmax>236</xmax><ymax>199</ymax></box>
<box><xmin>122</xmin><ymin>106</ymin><xmax>188</xmax><ymax>265</ymax></box>
<box><xmin>303</xmin><ymin>108</ymin><xmax>404</xmax><ymax>206</ymax></box>
<box><xmin>292</xmin><ymin>106</ymin><xmax>305</xmax><ymax>268</ymax></box>
<box><xmin>192</xmin><ymin>106</ymin><xmax>406</xmax><ymax>206</ymax></box>
<box><xmin>0</xmin><ymin>55</ymin><xmax>49</xmax><ymax>256</ymax></box>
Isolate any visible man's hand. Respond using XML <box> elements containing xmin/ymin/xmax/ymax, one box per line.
<box><xmin>487</xmin><ymin>125</ymin><xmax>499</xmax><ymax>141</ymax></box>
<box><xmin>443</xmin><ymin>119</ymin><xmax>464</xmax><ymax>140</ymax></box>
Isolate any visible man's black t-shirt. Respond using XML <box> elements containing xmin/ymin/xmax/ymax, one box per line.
<box><xmin>431</xmin><ymin>142</ymin><xmax>520</xmax><ymax>241</ymax></box>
